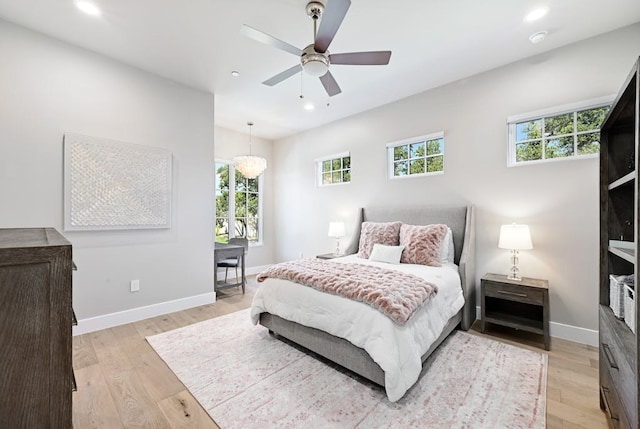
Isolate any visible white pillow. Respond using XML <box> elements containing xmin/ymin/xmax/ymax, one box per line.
<box><xmin>440</xmin><ymin>227</ymin><xmax>455</xmax><ymax>264</ymax></box>
<box><xmin>369</xmin><ymin>244</ymin><xmax>405</xmax><ymax>264</ymax></box>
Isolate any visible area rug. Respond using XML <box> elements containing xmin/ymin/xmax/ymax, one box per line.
<box><xmin>147</xmin><ymin>309</ymin><xmax>546</xmax><ymax>429</ymax></box>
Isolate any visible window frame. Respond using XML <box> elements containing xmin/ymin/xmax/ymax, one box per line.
<box><xmin>315</xmin><ymin>151</ymin><xmax>351</xmax><ymax>187</ymax></box>
<box><xmin>386</xmin><ymin>131</ymin><xmax>445</xmax><ymax>180</ymax></box>
<box><xmin>214</xmin><ymin>159</ymin><xmax>264</xmax><ymax>246</ymax></box>
<box><xmin>507</xmin><ymin>95</ymin><xmax>614</xmax><ymax>167</ymax></box>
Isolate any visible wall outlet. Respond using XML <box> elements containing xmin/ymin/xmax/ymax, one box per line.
<box><xmin>130</xmin><ymin>279</ymin><xmax>140</xmax><ymax>292</ymax></box>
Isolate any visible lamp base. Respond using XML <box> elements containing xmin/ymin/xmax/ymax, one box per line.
<box><xmin>507</xmin><ymin>249</ymin><xmax>522</xmax><ymax>281</ymax></box>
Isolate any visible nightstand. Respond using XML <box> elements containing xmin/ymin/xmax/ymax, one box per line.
<box><xmin>481</xmin><ymin>273</ymin><xmax>550</xmax><ymax>350</ymax></box>
<box><xmin>316</xmin><ymin>253</ymin><xmax>341</xmax><ymax>260</ymax></box>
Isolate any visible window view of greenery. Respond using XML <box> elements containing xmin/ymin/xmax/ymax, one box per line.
<box><xmin>320</xmin><ymin>155</ymin><xmax>351</xmax><ymax>185</ymax></box>
<box><xmin>391</xmin><ymin>137</ymin><xmax>444</xmax><ymax>177</ymax></box>
<box><xmin>215</xmin><ymin>162</ymin><xmax>260</xmax><ymax>243</ymax></box>
<box><xmin>514</xmin><ymin>105</ymin><xmax>610</xmax><ymax>164</ymax></box>
<box><xmin>215</xmin><ymin>162</ymin><xmax>229</xmax><ymax>243</ymax></box>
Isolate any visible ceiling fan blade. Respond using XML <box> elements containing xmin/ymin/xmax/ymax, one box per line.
<box><xmin>319</xmin><ymin>71</ymin><xmax>342</xmax><ymax>97</ymax></box>
<box><xmin>241</xmin><ymin>25</ymin><xmax>303</xmax><ymax>56</ymax></box>
<box><xmin>262</xmin><ymin>64</ymin><xmax>303</xmax><ymax>86</ymax></box>
<box><xmin>329</xmin><ymin>51</ymin><xmax>392</xmax><ymax>65</ymax></box>
<box><xmin>314</xmin><ymin>0</ymin><xmax>351</xmax><ymax>53</ymax></box>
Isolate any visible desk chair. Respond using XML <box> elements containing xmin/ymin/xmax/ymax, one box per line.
<box><xmin>217</xmin><ymin>237</ymin><xmax>249</xmax><ymax>286</ymax></box>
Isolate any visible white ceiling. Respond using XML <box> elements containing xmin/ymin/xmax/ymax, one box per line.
<box><xmin>0</xmin><ymin>0</ymin><xmax>639</xmax><ymax>140</ymax></box>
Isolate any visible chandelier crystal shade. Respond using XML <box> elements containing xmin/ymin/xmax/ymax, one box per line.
<box><xmin>233</xmin><ymin>122</ymin><xmax>267</xmax><ymax>179</ymax></box>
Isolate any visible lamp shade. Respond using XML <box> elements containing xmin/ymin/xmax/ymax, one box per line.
<box><xmin>498</xmin><ymin>224</ymin><xmax>533</xmax><ymax>250</ymax></box>
<box><xmin>328</xmin><ymin>221</ymin><xmax>345</xmax><ymax>238</ymax></box>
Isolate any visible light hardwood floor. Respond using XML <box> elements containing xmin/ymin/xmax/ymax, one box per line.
<box><xmin>72</xmin><ymin>277</ymin><xmax>611</xmax><ymax>428</ymax></box>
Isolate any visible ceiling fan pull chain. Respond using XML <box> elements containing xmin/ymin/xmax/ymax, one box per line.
<box><xmin>300</xmin><ymin>73</ymin><xmax>304</xmax><ymax>99</ymax></box>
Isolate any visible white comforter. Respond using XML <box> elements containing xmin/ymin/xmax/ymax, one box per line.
<box><xmin>250</xmin><ymin>255</ymin><xmax>465</xmax><ymax>402</ymax></box>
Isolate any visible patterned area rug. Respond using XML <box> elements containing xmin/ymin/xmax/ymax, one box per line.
<box><xmin>147</xmin><ymin>309</ymin><xmax>546</xmax><ymax>429</ymax></box>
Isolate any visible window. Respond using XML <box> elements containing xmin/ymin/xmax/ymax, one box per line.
<box><xmin>387</xmin><ymin>132</ymin><xmax>444</xmax><ymax>179</ymax></box>
<box><xmin>317</xmin><ymin>152</ymin><xmax>351</xmax><ymax>186</ymax></box>
<box><xmin>215</xmin><ymin>161</ymin><xmax>262</xmax><ymax>244</ymax></box>
<box><xmin>508</xmin><ymin>98</ymin><xmax>611</xmax><ymax>166</ymax></box>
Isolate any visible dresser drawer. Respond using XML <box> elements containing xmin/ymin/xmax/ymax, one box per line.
<box><xmin>483</xmin><ymin>281</ymin><xmax>543</xmax><ymax>305</ymax></box>
<box><xmin>601</xmin><ymin>362</ymin><xmax>631</xmax><ymax>428</ymax></box>
<box><xmin>600</xmin><ymin>309</ymin><xmax>636</xmax><ymax>424</ymax></box>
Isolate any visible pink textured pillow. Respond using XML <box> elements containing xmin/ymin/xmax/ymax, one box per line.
<box><xmin>357</xmin><ymin>221</ymin><xmax>402</xmax><ymax>259</ymax></box>
<box><xmin>400</xmin><ymin>223</ymin><xmax>449</xmax><ymax>266</ymax></box>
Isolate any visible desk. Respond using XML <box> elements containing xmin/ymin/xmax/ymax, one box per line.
<box><xmin>214</xmin><ymin>243</ymin><xmax>246</xmax><ymax>294</ymax></box>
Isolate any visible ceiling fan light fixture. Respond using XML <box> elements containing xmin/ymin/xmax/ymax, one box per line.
<box><xmin>301</xmin><ymin>45</ymin><xmax>329</xmax><ymax>77</ymax></box>
<box><xmin>303</xmin><ymin>59</ymin><xmax>329</xmax><ymax>77</ymax></box>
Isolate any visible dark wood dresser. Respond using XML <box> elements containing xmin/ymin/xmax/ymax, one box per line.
<box><xmin>0</xmin><ymin>228</ymin><xmax>74</xmax><ymax>428</ymax></box>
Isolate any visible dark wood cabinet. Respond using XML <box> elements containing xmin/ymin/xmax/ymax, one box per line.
<box><xmin>0</xmin><ymin>228</ymin><xmax>73</xmax><ymax>428</ymax></box>
<box><xmin>599</xmin><ymin>56</ymin><xmax>639</xmax><ymax>429</ymax></box>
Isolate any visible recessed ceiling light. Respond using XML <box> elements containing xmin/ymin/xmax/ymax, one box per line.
<box><xmin>529</xmin><ymin>30</ymin><xmax>548</xmax><ymax>44</ymax></box>
<box><xmin>231</xmin><ymin>71</ymin><xmax>240</xmax><ymax>77</ymax></box>
<box><xmin>75</xmin><ymin>0</ymin><xmax>102</xmax><ymax>16</ymax></box>
<box><xmin>524</xmin><ymin>7</ymin><xmax>549</xmax><ymax>22</ymax></box>
<box><xmin>304</xmin><ymin>103</ymin><xmax>314</xmax><ymax>111</ymax></box>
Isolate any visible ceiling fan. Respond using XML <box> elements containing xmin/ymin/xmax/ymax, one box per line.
<box><xmin>241</xmin><ymin>0</ymin><xmax>391</xmax><ymax>97</ymax></box>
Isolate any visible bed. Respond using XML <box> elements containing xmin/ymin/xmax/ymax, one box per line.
<box><xmin>250</xmin><ymin>205</ymin><xmax>476</xmax><ymax>402</ymax></box>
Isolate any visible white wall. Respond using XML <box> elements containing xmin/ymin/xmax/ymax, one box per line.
<box><xmin>213</xmin><ymin>126</ymin><xmax>275</xmax><ymax>270</ymax></box>
<box><xmin>0</xmin><ymin>20</ymin><xmax>216</xmax><ymax>324</ymax></box>
<box><xmin>272</xmin><ymin>23</ymin><xmax>640</xmax><ymax>336</ymax></box>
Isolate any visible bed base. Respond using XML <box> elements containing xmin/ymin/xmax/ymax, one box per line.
<box><xmin>260</xmin><ymin>311</ymin><xmax>462</xmax><ymax>387</ymax></box>
<box><xmin>258</xmin><ymin>205</ymin><xmax>475</xmax><ymax>390</ymax></box>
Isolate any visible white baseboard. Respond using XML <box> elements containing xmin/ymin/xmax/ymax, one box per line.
<box><xmin>549</xmin><ymin>321</ymin><xmax>598</xmax><ymax>347</ymax></box>
<box><xmin>475</xmin><ymin>306</ymin><xmax>598</xmax><ymax>347</ymax></box>
<box><xmin>73</xmin><ymin>291</ymin><xmax>216</xmax><ymax>336</ymax></box>
<box><xmin>74</xmin><ymin>264</ymin><xmax>272</xmax><ymax>336</ymax></box>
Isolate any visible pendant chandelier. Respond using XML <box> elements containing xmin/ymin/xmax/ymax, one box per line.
<box><xmin>233</xmin><ymin>122</ymin><xmax>267</xmax><ymax>179</ymax></box>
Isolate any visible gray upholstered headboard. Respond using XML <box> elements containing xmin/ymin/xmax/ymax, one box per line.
<box><xmin>343</xmin><ymin>205</ymin><xmax>476</xmax><ymax>330</ymax></box>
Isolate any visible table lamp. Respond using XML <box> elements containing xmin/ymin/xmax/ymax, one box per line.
<box><xmin>328</xmin><ymin>221</ymin><xmax>346</xmax><ymax>255</ymax></box>
<box><xmin>498</xmin><ymin>223</ymin><xmax>533</xmax><ymax>281</ymax></box>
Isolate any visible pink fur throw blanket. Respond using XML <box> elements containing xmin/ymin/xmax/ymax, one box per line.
<box><xmin>257</xmin><ymin>259</ymin><xmax>438</xmax><ymax>325</ymax></box>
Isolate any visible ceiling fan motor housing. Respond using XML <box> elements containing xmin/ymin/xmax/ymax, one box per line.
<box><xmin>301</xmin><ymin>44</ymin><xmax>329</xmax><ymax>77</ymax></box>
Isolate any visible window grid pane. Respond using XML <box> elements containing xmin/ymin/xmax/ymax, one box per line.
<box><xmin>215</xmin><ymin>162</ymin><xmax>261</xmax><ymax>243</ymax></box>
<box><xmin>511</xmin><ymin>104</ymin><xmax>610</xmax><ymax>165</ymax></box>
<box><xmin>318</xmin><ymin>154</ymin><xmax>351</xmax><ymax>186</ymax></box>
<box><xmin>389</xmin><ymin>135</ymin><xmax>444</xmax><ymax>178</ymax></box>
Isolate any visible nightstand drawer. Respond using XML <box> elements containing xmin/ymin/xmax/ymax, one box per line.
<box><xmin>483</xmin><ymin>281</ymin><xmax>544</xmax><ymax>305</ymax></box>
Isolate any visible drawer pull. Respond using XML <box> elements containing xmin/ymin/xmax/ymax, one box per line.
<box><xmin>601</xmin><ymin>387</ymin><xmax>620</xmax><ymax>421</ymax></box>
<box><xmin>496</xmin><ymin>290</ymin><xmax>528</xmax><ymax>298</ymax></box>
<box><xmin>602</xmin><ymin>344</ymin><xmax>619</xmax><ymax>370</ymax></box>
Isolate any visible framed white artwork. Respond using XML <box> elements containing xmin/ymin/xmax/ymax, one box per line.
<box><xmin>63</xmin><ymin>133</ymin><xmax>172</xmax><ymax>231</ymax></box>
